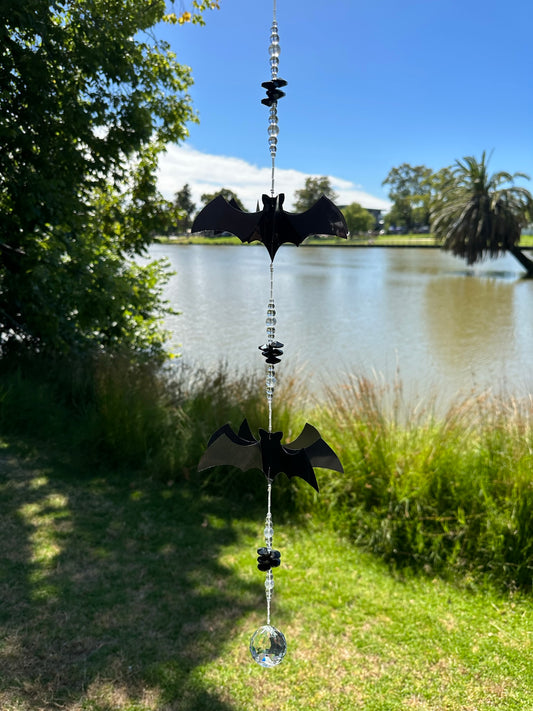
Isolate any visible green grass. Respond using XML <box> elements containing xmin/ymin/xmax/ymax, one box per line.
<box><xmin>1</xmin><ymin>444</ymin><xmax>532</xmax><ymax>711</ymax></box>
<box><xmin>2</xmin><ymin>356</ymin><xmax>533</xmax><ymax>708</ymax></box>
<box><xmin>156</xmin><ymin>233</ymin><xmax>533</xmax><ymax>248</ymax></box>
<box><xmin>306</xmin><ymin>376</ymin><xmax>533</xmax><ymax>590</ymax></box>
<box><xmin>2</xmin><ymin>358</ymin><xmax>533</xmax><ymax>590</ymax></box>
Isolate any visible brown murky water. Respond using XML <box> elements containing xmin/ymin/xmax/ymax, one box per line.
<box><xmin>149</xmin><ymin>244</ymin><xmax>533</xmax><ymax>408</ymax></box>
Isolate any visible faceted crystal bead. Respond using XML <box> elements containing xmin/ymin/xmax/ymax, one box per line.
<box><xmin>264</xmin><ymin>525</ymin><xmax>274</xmax><ymax>541</ymax></box>
<box><xmin>266</xmin><ymin>316</ymin><xmax>277</xmax><ymax>326</ymax></box>
<box><xmin>268</xmin><ymin>124</ymin><xmax>279</xmax><ymax>137</ymax></box>
<box><xmin>250</xmin><ymin>625</ymin><xmax>287</xmax><ymax>667</ymax></box>
<box><xmin>265</xmin><ymin>571</ymin><xmax>275</xmax><ymax>590</ymax></box>
<box><xmin>269</xmin><ymin>43</ymin><xmax>281</xmax><ymax>58</ymax></box>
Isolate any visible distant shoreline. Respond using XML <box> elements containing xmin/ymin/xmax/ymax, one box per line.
<box><xmin>154</xmin><ymin>235</ymin><xmax>533</xmax><ymax>249</ymax></box>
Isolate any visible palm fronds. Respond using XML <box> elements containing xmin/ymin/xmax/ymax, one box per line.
<box><xmin>431</xmin><ymin>151</ymin><xmax>532</xmax><ymax>265</ymax></box>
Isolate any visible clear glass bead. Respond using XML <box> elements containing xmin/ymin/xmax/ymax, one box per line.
<box><xmin>250</xmin><ymin>625</ymin><xmax>287</xmax><ymax>667</ymax></box>
<box><xmin>270</xmin><ymin>57</ymin><xmax>279</xmax><ymax>70</ymax></box>
<box><xmin>268</xmin><ymin>124</ymin><xmax>279</xmax><ymax>137</ymax></box>
<box><xmin>267</xmin><ymin>327</ymin><xmax>276</xmax><ymax>338</ymax></box>
<box><xmin>266</xmin><ymin>316</ymin><xmax>276</xmax><ymax>326</ymax></box>
<box><xmin>270</xmin><ymin>31</ymin><xmax>279</xmax><ymax>44</ymax></box>
<box><xmin>264</xmin><ymin>525</ymin><xmax>274</xmax><ymax>540</ymax></box>
<box><xmin>265</xmin><ymin>571</ymin><xmax>275</xmax><ymax>590</ymax></box>
<box><xmin>267</xmin><ymin>364</ymin><xmax>276</xmax><ymax>375</ymax></box>
<box><xmin>268</xmin><ymin>137</ymin><xmax>278</xmax><ymax>149</ymax></box>
<box><xmin>269</xmin><ymin>43</ymin><xmax>281</xmax><ymax>58</ymax></box>
<box><xmin>266</xmin><ymin>375</ymin><xmax>276</xmax><ymax>387</ymax></box>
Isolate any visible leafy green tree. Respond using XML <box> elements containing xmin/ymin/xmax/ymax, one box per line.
<box><xmin>173</xmin><ymin>184</ymin><xmax>196</xmax><ymax>234</ymax></box>
<box><xmin>0</xmin><ymin>0</ymin><xmax>217</xmax><ymax>358</ymax></box>
<box><xmin>342</xmin><ymin>202</ymin><xmax>375</xmax><ymax>236</ymax></box>
<box><xmin>199</xmin><ymin>189</ymin><xmax>245</xmax><ymax>210</ymax></box>
<box><xmin>431</xmin><ymin>152</ymin><xmax>533</xmax><ymax>274</ymax></box>
<box><xmin>382</xmin><ymin>164</ymin><xmax>433</xmax><ymax>230</ymax></box>
<box><xmin>293</xmin><ymin>176</ymin><xmax>338</xmax><ymax>211</ymax></box>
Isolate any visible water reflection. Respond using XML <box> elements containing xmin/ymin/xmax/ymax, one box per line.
<box><xmin>148</xmin><ymin>244</ymin><xmax>533</xmax><ymax>407</ymax></box>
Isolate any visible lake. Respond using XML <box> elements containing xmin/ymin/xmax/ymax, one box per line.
<box><xmin>147</xmin><ymin>243</ymin><xmax>533</xmax><ymax>409</ymax></box>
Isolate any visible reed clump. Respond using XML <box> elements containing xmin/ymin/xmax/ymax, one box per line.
<box><xmin>0</xmin><ymin>353</ymin><xmax>302</xmax><ymax>499</ymax></box>
<box><xmin>1</xmin><ymin>356</ymin><xmax>532</xmax><ymax>589</ymax></box>
<box><xmin>308</xmin><ymin>374</ymin><xmax>533</xmax><ymax>590</ymax></box>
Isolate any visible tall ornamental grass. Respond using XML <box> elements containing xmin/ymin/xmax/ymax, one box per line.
<box><xmin>308</xmin><ymin>375</ymin><xmax>533</xmax><ymax>590</ymax></box>
<box><xmin>1</xmin><ymin>356</ymin><xmax>532</xmax><ymax>589</ymax></box>
<box><xmin>0</xmin><ymin>354</ymin><xmax>303</xmax><ymax>503</ymax></box>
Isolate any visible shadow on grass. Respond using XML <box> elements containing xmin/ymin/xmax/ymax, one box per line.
<box><xmin>0</xmin><ymin>444</ymin><xmax>260</xmax><ymax>711</ymax></box>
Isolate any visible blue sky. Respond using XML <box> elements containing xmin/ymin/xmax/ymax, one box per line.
<box><xmin>156</xmin><ymin>0</ymin><xmax>532</xmax><ymax>211</ymax></box>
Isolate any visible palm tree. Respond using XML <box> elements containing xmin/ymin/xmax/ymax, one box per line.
<box><xmin>431</xmin><ymin>152</ymin><xmax>533</xmax><ymax>274</ymax></box>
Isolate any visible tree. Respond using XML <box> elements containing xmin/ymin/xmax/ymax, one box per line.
<box><xmin>431</xmin><ymin>152</ymin><xmax>533</xmax><ymax>274</ymax></box>
<box><xmin>0</xmin><ymin>0</ymin><xmax>218</xmax><ymax>358</ymax></box>
<box><xmin>293</xmin><ymin>176</ymin><xmax>338</xmax><ymax>212</ymax></box>
<box><xmin>199</xmin><ymin>188</ymin><xmax>245</xmax><ymax>211</ymax></box>
<box><xmin>382</xmin><ymin>164</ymin><xmax>433</xmax><ymax>231</ymax></box>
<box><xmin>173</xmin><ymin>184</ymin><xmax>196</xmax><ymax>234</ymax></box>
<box><xmin>342</xmin><ymin>202</ymin><xmax>375</xmax><ymax>236</ymax></box>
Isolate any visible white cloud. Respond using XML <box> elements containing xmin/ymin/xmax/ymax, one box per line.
<box><xmin>157</xmin><ymin>144</ymin><xmax>391</xmax><ymax>212</ymax></box>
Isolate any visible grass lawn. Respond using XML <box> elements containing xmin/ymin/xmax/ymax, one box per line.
<box><xmin>156</xmin><ymin>234</ymin><xmax>533</xmax><ymax>249</ymax></box>
<box><xmin>1</xmin><ymin>440</ymin><xmax>532</xmax><ymax>711</ymax></box>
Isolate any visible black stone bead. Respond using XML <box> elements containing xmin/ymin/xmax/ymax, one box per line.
<box><xmin>261</xmin><ymin>79</ymin><xmax>288</xmax><ymax>106</ymax></box>
<box><xmin>256</xmin><ymin>548</ymin><xmax>282</xmax><ymax>571</ymax></box>
<box><xmin>259</xmin><ymin>343</ymin><xmax>284</xmax><ymax>364</ymax></box>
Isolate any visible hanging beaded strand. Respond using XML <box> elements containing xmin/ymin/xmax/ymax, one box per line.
<box><xmin>249</xmin><ymin>0</ymin><xmax>287</xmax><ymax>668</ymax></box>
<box><xmin>268</xmin><ymin>0</ymin><xmax>280</xmax><ymax>196</ymax></box>
<box><xmin>265</xmin><ymin>0</ymin><xmax>282</xmax><ymax>433</ymax></box>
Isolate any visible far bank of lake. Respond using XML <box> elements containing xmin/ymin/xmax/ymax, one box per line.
<box><xmin>147</xmin><ymin>243</ymin><xmax>533</xmax><ymax>410</ymax></box>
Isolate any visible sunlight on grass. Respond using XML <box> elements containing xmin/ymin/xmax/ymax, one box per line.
<box><xmin>2</xmin><ymin>360</ymin><xmax>533</xmax><ymax>709</ymax></box>
<box><xmin>1</xmin><ymin>453</ymin><xmax>533</xmax><ymax>710</ymax></box>
<box><xmin>18</xmin><ymin>491</ymin><xmax>71</xmax><ymax>600</ymax></box>
<box><xmin>198</xmin><ymin>525</ymin><xmax>533</xmax><ymax>710</ymax></box>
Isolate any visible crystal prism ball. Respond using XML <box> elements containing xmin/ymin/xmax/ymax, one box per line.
<box><xmin>250</xmin><ymin>625</ymin><xmax>287</xmax><ymax>667</ymax></box>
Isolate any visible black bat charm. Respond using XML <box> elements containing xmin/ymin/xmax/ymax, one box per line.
<box><xmin>198</xmin><ymin>419</ymin><xmax>343</xmax><ymax>492</ymax></box>
<box><xmin>191</xmin><ymin>193</ymin><xmax>348</xmax><ymax>261</ymax></box>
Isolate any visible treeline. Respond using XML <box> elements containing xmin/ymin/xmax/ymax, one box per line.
<box><xmin>166</xmin><ymin>161</ymin><xmax>533</xmax><ymax>278</ymax></box>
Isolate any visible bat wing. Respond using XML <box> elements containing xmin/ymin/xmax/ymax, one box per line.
<box><xmin>198</xmin><ymin>421</ymin><xmax>263</xmax><ymax>472</ymax></box>
<box><xmin>279</xmin><ymin>448</ymin><xmax>321</xmax><ymax>493</ymax></box>
<box><xmin>191</xmin><ymin>196</ymin><xmax>262</xmax><ymax>244</ymax></box>
<box><xmin>286</xmin><ymin>423</ymin><xmax>344</xmax><ymax>473</ymax></box>
<box><xmin>282</xmin><ymin>423</ymin><xmax>344</xmax><ymax>492</ymax></box>
<box><xmin>283</xmin><ymin>195</ymin><xmax>348</xmax><ymax>242</ymax></box>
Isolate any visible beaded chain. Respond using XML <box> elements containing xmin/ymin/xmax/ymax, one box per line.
<box><xmin>249</xmin><ymin>0</ymin><xmax>288</xmax><ymax>667</ymax></box>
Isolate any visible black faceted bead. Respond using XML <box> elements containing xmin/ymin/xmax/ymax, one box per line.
<box><xmin>261</xmin><ymin>79</ymin><xmax>288</xmax><ymax>106</ymax></box>
<box><xmin>256</xmin><ymin>547</ymin><xmax>282</xmax><ymax>571</ymax></box>
<box><xmin>259</xmin><ymin>343</ymin><xmax>284</xmax><ymax>364</ymax></box>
